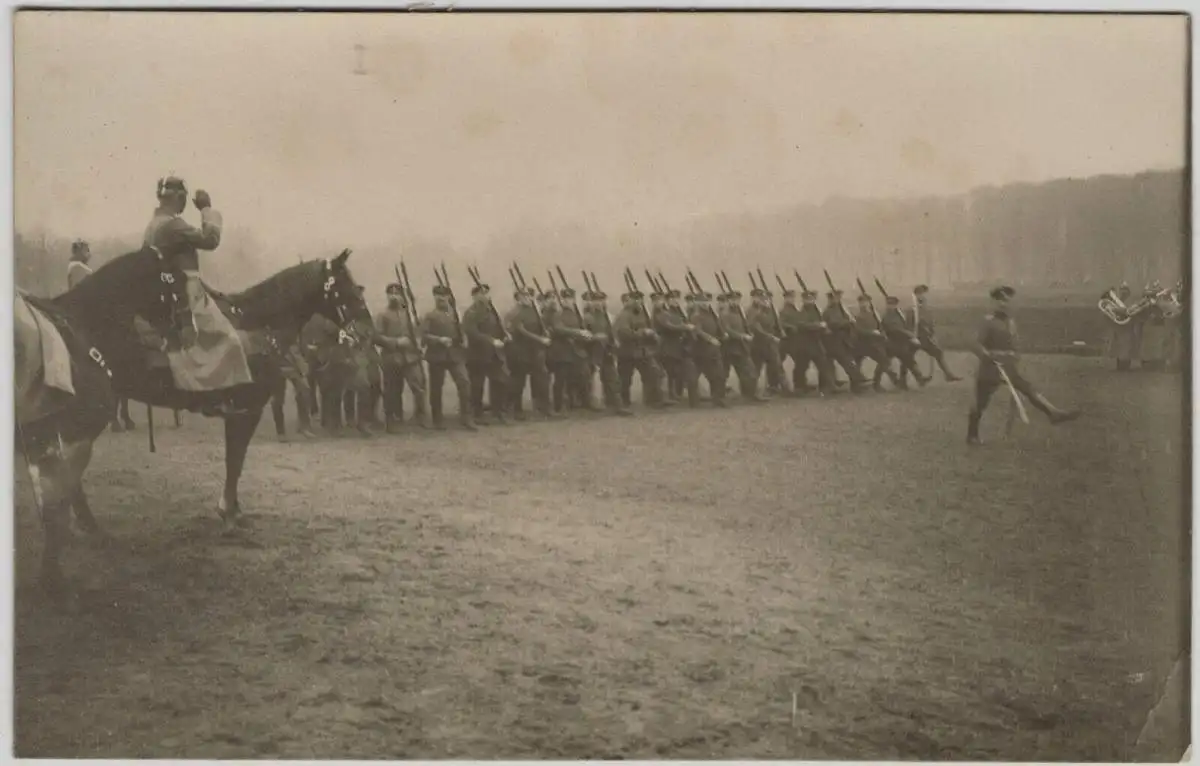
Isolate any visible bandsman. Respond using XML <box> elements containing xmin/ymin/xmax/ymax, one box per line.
<box><xmin>420</xmin><ymin>285</ymin><xmax>476</xmax><ymax>431</ymax></box>
<box><xmin>1106</xmin><ymin>283</ymin><xmax>1137</xmax><ymax>372</ymax></box>
<box><xmin>1136</xmin><ymin>282</ymin><xmax>1169</xmax><ymax>372</ymax></box>
<box><xmin>967</xmin><ymin>286</ymin><xmax>1081</xmax><ymax>445</ymax></box>
<box><xmin>374</xmin><ymin>283</ymin><xmax>429</xmax><ymax>432</ymax></box>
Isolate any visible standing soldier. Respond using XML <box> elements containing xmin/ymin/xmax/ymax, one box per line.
<box><xmin>421</xmin><ymin>285</ymin><xmax>476</xmax><ymax>431</ymax></box>
<box><xmin>461</xmin><ymin>283</ymin><xmax>510</xmax><ymax>425</ymax></box>
<box><xmin>967</xmin><ymin>286</ymin><xmax>1081</xmax><ymax>445</ymax></box>
<box><xmin>653</xmin><ymin>288</ymin><xmax>696</xmax><ymax>404</ymax></box>
<box><xmin>270</xmin><ymin>341</ymin><xmax>316</xmax><ymax>440</ymax></box>
<box><xmin>719</xmin><ymin>290</ymin><xmax>766</xmax><ymax>402</ymax></box>
<box><xmin>909</xmin><ymin>284</ymin><xmax>962</xmax><ymax>382</ymax></box>
<box><xmin>779</xmin><ymin>288</ymin><xmax>834</xmax><ymax>396</ymax></box>
<box><xmin>614</xmin><ymin>289</ymin><xmax>668</xmax><ymax>408</ymax></box>
<box><xmin>504</xmin><ymin>288</ymin><xmax>554</xmax><ymax>420</ymax></box>
<box><xmin>548</xmin><ymin>287</ymin><xmax>595</xmax><ymax>413</ymax></box>
<box><xmin>1106</xmin><ymin>283</ymin><xmax>1137</xmax><ymax>372</ymax></box>
<box><xmin>881</xmin><ymin>295</ymin><xmax>930</xmax><ymax>388</ymax></box>
<box><xmin>853</xmin><ymin>293</ymin><xmax>901</xmax><ymax>392</ymax></box>
<box><xmin>374</xmin><ymin>283</ymin><xmax>429</xmax><ymax>433</ymax></box>
<box><xmin>687</xmin><ymin>291</ymin><xmax>729</xmax><ymax>408</ymax></box>
<box><xmin>582</xmin><ymin>289</ymin><xmax>633</xmax><ymax>416</ymax></box>
<box><xmin>341</xmin><ymin>287</ymin><xmax>380</xmax><ymax>435</ymax></box>
<box><xmin>821</xmin><ymin>289</ymin><xmax>869</xmax><ymax>394</ymax></box>
<box><xmin>746</xmin><ymin>288</ymin><xmax>790</xmax><ymax>397</ymax></box>
<box><xmin>1136</xmin><ymin>282</ymin><xmax>1169</xmax><ymax>372</ymax></box>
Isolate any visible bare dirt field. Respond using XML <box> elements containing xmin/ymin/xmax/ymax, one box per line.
<box><xmin>13</xmin><ymin>352</ymin><xmax>1188</xmax><ymax>760</ymax></box>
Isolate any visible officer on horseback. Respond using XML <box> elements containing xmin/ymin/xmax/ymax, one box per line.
<box><xmin>142</xmin><ymin>176</ymin><xmax>253</xmax><ymax>401</ymax></box>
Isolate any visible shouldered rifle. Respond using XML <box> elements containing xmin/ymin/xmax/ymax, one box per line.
<box><xmin>584</xmin><ymin>270</ymin><xmax>619</xmax><ymax>350</ymax></box>
<box><xmin>824</xmin><ymin>269</ymin><xmax>855</xmax><ymax>326</ymax></box>
<box><xmin>717</xmin><ymin>270</ymin><xmax>752</xmax><ymax>353</ymax></box>
<box><xmin>875</xmin><ymin>275</ymin><xmax>919</xmax><ymax>345</ymax></box>
<box><xmin>757</xmin><ymin>266</ymin><xmax>784</xmax><ymax>338</ymax></box>
<box><xmin>856</xmin><ymin>276</ymin><xmax>883</xmax><ymax>326</ymax></box>
<box><xmin>395</xmin><ymin>262</ymin><xmax>423</xmax><ymax>351</ymax></box>
<box><xmin>794</xmin><ymin>269</ymin><xmax>809</xmax><ymax>293</ymax></box>
<box><xmin>624</xmin><ymin>267</ymin><xmax>653</xmax><ymax>322</ymax></box>
<box><xmin>467</xmin><ymin>263</ymin><xmax>511</xmax><ymax>345</ymax></box>
<box><xmin>512</xmin><ymin>261</ymin><xmax>548</xmax><ymax>336</ymax></box>
<box><xmin>435</xmin><ymin>261</ymin><xmax>466</xmax><ymax>347</ymax></box>
<box><xmin>555</xmin><ymin>264</ymin><xmax>586</xmax><ymax>326</ymax></box>
<box><xmin>687</xmin><ymin>268</ymin><xmax>724</xmax><ymax>335</ymax></box>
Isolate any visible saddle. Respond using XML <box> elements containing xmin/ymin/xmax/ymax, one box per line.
<box><xmin>137</xmin><ymin>283</ymin><xmax>278</xmax><ymax>371</ymax></box>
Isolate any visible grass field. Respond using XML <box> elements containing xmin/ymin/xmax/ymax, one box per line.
<box><xmin>13</xmin><ymin>352</ymin><xmax>1189</xmax><ymax>760</ymax></box>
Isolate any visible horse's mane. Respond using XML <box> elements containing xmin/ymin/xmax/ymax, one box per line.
<box><xmin>220</xmin><ymin>258</ymin><xmax>356</xmax><ymax>321</ymax></box>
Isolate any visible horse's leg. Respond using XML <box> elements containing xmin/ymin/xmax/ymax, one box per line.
<box><xmin>27</xmin><ymin>455</ymin><xmax>71</xmax><ymax>598</ymax></box>
<box><xmin>64</xmin><ymin>438</ymin><xmax>106</xmax><ymax>540</ymax></box>
<box><xmin>218</xmin><ymin>405</ymin><xmax>265</xmax><ymax>525</ymax></box>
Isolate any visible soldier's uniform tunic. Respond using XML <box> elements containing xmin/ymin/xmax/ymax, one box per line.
<box><xmin>718</xmin><ymin>304</ymin><xmax>763</xmax><ymax>401</ymax></box>
<box><xmin>746</xmin><ymin>299</ymin><xmax>790</xmax><ymax>395</ymax></box>
<box><xmin>881</xmin><ymin>304</ymin><xmax>927</xmax><ymax>387</ymax></box>
<box><xmin>687</xmin><ymin>303</ymin><xmax>728</xmax><ymax>406</ymax></box>
<box><xmin>779</xmin><ymin>298</ymin><xmax>834</xmax><ymax>393</ymax></box>
<box><xmin>821</xmin><ymin>298</ymin><xmax>868</xmax><ymax>391</ymax></box>
<box><xmin>853</xmin><ymin>302</ymin><xmax>899</xmax><ymax>390</ymax></box>
<box><xmin>421</xmin><ymin>304</ymin><xmax>475</xmax><ymax>429</ymax></box>
<box><xmin>270</xmin><ymin>342</ymin><xmax>314</xmax><ymax>437</ymax></box>
<box><xmin>653</xmin><ymin>304</ymin><xmax>697</xmax><ymax>403</ymax></box>
<box><xmin>461</xmin><ymin>299</ymin><xmax>510</xmax><ymax>423</ymax></box>
<box><xmin>341</xmin><ymin>315</ymin><xmax>380</xmax><ymax>433</ymax></box>
<box><xmin>374</xmin><ymin>306</ymin><xmax>428</xmax><ymax>427</ymax></box>
<box><xmin>504</xmin><ymin>300</ymin><xmax>552</xmax><ymax>417</ymax></box>
<box><xmin>306</xmin><ymin>313</ymin><xmax>364</xmax><ymax>432</ymax></box>
<box><xmin>548</xmin><ymin>303</ymin><xmax>594</xmax><ymax>412</ymax></box>
<box><xmin>67</xmin><ymin>259</ymin><xmax>93</xmax><ymax>290</ymax></box>
<box><xmin>584</xmin><ymin>304</ymin><xmax>627</xmax><ymax>411</ymax></box>
<box><xmin>613</xmin><ymin>302</ymin><xmax>666</xmax><ymax>407</ymax></box>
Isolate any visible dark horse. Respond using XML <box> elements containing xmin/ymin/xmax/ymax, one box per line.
<box><xmin>15</xmin><ymin>246</ymin><xmax>369</xmax><ymax>596</ymax></box>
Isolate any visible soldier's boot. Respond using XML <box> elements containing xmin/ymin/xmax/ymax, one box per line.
<box><xmin>413</xmin><ymin>397</ymin><xmax>431</xmax><ymax>429</ymax></box>
<box><xmin>872</xmin><ymin>366</ymin><xmax>887</xmax><ymax>393</ymax></box>
<box><xmin>1029</xmin><ymin>393</ymin><xmax>1081</xmax><ymax>425</ymax></box>
<box><xmin>967</xmin><ymin>410</ymin><xmax>983</xmax><ymax>445</ymax></box>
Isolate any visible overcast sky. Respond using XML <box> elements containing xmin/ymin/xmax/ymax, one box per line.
<box><xmin>15</xmin><ymin>11</ymin><xmax>1186</xmax><ymax>256</ymax></box>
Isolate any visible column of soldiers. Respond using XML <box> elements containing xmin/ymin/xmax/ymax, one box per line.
<box><xmin>268</xmin><ymin>267</ymin><xmax>967</xmax><ymax>439</ymax></box>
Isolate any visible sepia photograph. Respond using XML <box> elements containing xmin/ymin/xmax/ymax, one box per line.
<box><xmin>10</xmin><ymin>6</ymin><xmax>1191</xmax><ymax>760</ymax></box>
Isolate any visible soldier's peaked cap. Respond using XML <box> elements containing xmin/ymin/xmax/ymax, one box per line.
<box><xmin>989</xmin><ymin>285</ymin><xmax>1016</xmax><ymax>300</ymax></box>
<box><xmin>432</xmin><ymin>285</ymin><xmax>451</xmax><ymax>297</ymax></box>
<box><xmin>626</xmin><ymin>290</ymin><xmax>644</xmax><ymax>299</ymax></box>
<box><xmin>592</xmin><ymin>291</ymin><xmax>608</xmax><ymax>300</ymax></box>
<box><xmin>857</xmin><ymin>293</ymin><xmax>871</xmax><ymax>301</ymax></box>
<box><xmin>156</xmin><ymin>176</ymin><xmax>187</xmax><ymax>197</ymax></box>
<box><xmin>885</xmin><ymin>295</ymin><xmax>900</xmax><ymax>304</ymax></box>
<box><xmin>560</xmin><ymin>288</ymin><xmax>576</xmax><ymax>299</ymax></box>
<box><xmin>729</xmin><ymin>290</ymin><xmax>743</xmax><ymax>299</ymax></box>
<box><xmin>666</xmin><ymin>289</ymin><xmax>681</xmax><ymax>298</ymax></box>
<box><xmin>470</xmin><ymin>283</ymin><xmax>490</xmax><ymax>296</ymax></box>
<box><xmin>513</xmin><ymin>290</ymin><xmax>526</xmax><ymax>301</ymax></box>
<box><xmin>801</xmin><ymin>289</ymin><xmax>817</xmax><ymax>298</ymax></box>
<box><xmin>749</xmin><ymin>288</ymin><xmax>764</xmax><ymax>298</ymax></box>
<box><xmin>697</xmin><ymin>291</ymin><xmax>713</xmax><ymax>300</ymax></box>
<box><xmin>782</xmin><ymin>288</ymin><xmax>797</xmax><ymax>297</ymax></box>
<box><xmin>913</xmin><ymin>284</ymin><xmax>930</xmax><ymax>295</ymax></box>
<box><xmin>386</xmin><ymin>283</ymin><xmax>403</xmax><ymax>294</ymax></box>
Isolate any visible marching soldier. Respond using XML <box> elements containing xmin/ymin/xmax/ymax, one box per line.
<box><xmin>746</xmin><ymin>288</ymin><xmax>790</xmax><ymax>397</ymax></box>
<box><xmin>614</xmin><ymin>290</ymin><xmax>668</xmax><ymax>408</ymax></box>
<box><xmin>909</xmin><ymin>284</ymin><xmax>962</xmax><ymax>382</ymax></box>
<box><xmin>881</xmin><ymin>295</ymin><xmax>931</xmax><ymax>388</ymax></box>
<box><xmin>967</xmin><ymin>286</ymin><xmax>1081</xmax><ymax>445</ymax></box>
<box><xmin>778</xmin><ymin>288</ymin><xmax>834</xmax><ymax>396</ymax></box>
<box><xmin>420</xmin><ymin>285</ymin><xmax>476</xmax><ymax>431</ymax></box>
<box><xmin>548</xmin><ymin>287</ymin><xmax>595</xmax><ymax>413</ymax></box>
<box><xmin>821</xmin><ymin>289</ymin><xmax>869</xmax><ymax>394</ymax></box>
<box><xmin>270</xmin><ymin>341</ymin><xmax>316</xmax><ymax>440</ymax></box>
<box><xmin>1106</xmin><ymin>283</ymin><xmax>1137</xmax><ymax>371</ymax></box>
<box><xmin>461</xmin><ymin>283</ymin><xmax>511</xmax><ymax>425</ymax></box>
<box><xmin>853</xmin><ymin>293</ymin><xmax>901</xmax><ymax>392</ymax></box>
<box><xmin>374</xmin><ymin>283</ymin><xmax>429</xmax><ymax>432</ymax></box>
<box><xmin>687</xmin><ymin>291</ymin><xmax>729</xmax><ymax>407</ymax></box>
<box><xmin>504</xmin><ymin>288</ymin><xmax>554</xmax><ymax>420</ymax></box>
<box><xmin>719</xmin><ymin>290</ymin><xmax>766</xmax><ymax>402</ymax></box>
<box><xmin>653</xmin><ymin>289</ymin><xmax>697</xmax><ymax>404</ymax></box>
<box><xmin>582</xmin><ymin>289</ymin><xmax>633</xmax><ymax>416</ymax></box>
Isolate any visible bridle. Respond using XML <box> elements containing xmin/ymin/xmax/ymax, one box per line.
<box><xmin>320</xmin><ymin>259</ymin><xmax>365</xmax><ymax>347</ymax></box>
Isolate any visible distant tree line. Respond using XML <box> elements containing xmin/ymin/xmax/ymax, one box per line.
<box><xmin>16</xmin><ymin>168</ymin><xmax>1184</xmax><ymax>300</ymax></box>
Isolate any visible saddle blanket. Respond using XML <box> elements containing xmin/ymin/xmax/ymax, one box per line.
<box><xmin>167</xmin><ymin>284</ymin><xmax>255</xmax><ymax>392</ymax></box>
<box><xmin>15</xmin><ymin>291</ymin><xmax>76</xmax><ymax>425</ymax></box>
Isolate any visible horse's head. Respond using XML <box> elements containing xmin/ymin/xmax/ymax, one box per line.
<box><xmin>315</xmin><ymin>249</ymin><xmax>373</xmax><ymax>343</ymax></box>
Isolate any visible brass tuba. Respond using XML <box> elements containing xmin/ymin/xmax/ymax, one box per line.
<box><xmin>1099</xmin><ymin>288</ymin><xmax>1131</xmax><ymax>325</ymax></box>
<box><xmin>1159</xmin><ymin>280</ymin><xmax>1185</xmax><ymax>319</ymax></box>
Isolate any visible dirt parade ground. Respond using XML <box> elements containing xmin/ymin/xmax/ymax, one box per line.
<box><xmin>12</xmin><ymin>352</ymin><xmax>1188</xmax><ymax>760</ymax></box>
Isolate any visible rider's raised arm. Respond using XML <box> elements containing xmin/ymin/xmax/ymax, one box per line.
<box><xmin>158</xmin><ymin>209</ymin><xmax>223</xmax><ymax>253</ymax></box>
